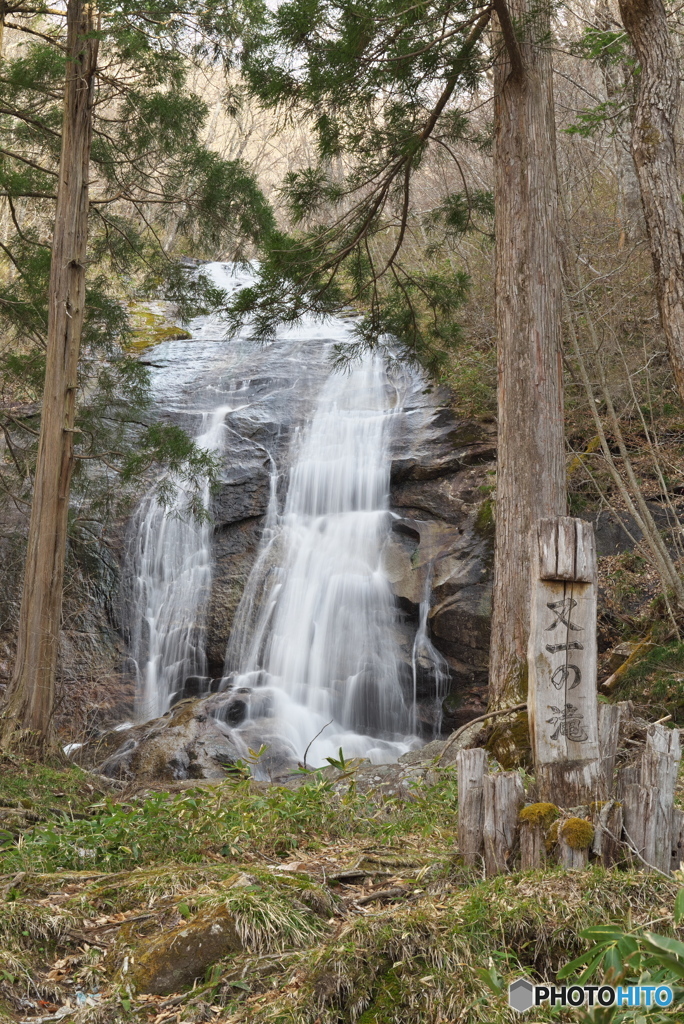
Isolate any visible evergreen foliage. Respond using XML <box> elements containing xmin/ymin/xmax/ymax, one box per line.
<box><xmin>0</xmin><ymin>1</ymin><xmax>274</xmax><ymax>525</ymax></box>
<box><xmin>230</xmin><ymin>0</ymin><xmax>494</xmax><ymax>372</ymax></box>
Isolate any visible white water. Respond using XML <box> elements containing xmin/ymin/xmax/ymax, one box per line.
<box><xmin>411</xmin><ymin>565</ymin><xmax>451</xmax><ymax>736</ymax></box>
<box><xmin>125</xmin><ymin>262</ymin><xmax>429</xmax><ymax>768</ymax></box>
<box><xmin>128</xmin><ymin>406</ymin><xmax>228</xmax><ymax>721</ymax></box>
<box><xmin>223</xmin><ymin>353</ymin><xmax>416</xmax><ymax>767</ymax></box>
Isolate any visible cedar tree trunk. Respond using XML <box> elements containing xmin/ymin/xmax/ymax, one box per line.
<box><xmin>1</xmin><ymin>0</ymin><xmax>99</xmax><ymax>753</ymax></box>
<box><xmin>488</xmin><ymin>0</ymin><xmax>567</xmax><ymax>713</ymax></box>
<box><xmin>619</xmin><ymin>0</ymin><xmax>684</xmax><ymax>403</ymax></box>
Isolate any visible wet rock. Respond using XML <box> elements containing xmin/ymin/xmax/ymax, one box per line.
<box><xmin>206</xmin><ymin>518</ymin><xmax>266</xmax><ymax>676</ymax></box>
<box><xmin>97</xmin><ymin>697</ymin><xmax>244</xmax><ymax>782</ymax></box>
<box><xmin>430</xmin><ymin>583</ymin><xmax>491</xmax><ymax>667</ymax></box>
<box><xmin>397</xmin><ymin>739</ymin><xmax>447</xmax><ymax>765</ymax></box>
<box><xmin>131</xmin><ymin>904</ymin><xmax>242</xmax><ymax>994</ymax></box>
<box><xmin>390</xmin><ymin>398</ymin><xmax>496</xmax><ymax>484</ymax></box>
<box><xmin>212</xmin><ymin>463</ymin><xmax>271</xmax><ymax>526</ymax></box>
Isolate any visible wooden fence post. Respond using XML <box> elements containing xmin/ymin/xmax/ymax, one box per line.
<box><xmin>671</xmin><ymin>808</ymin><xmax>684</xmax><ymax>873</ymax></box>
<box><xmin>598</xmin><ymin>703</ymin><xmax>623</xmax><ymax>795</ymax></box>
<box><xmin>456</xmin><ymin>748</ymin><xmax>487</xmax><ymax>867</ymax></box>
<box><xmin>528</xmin><ymin>517</ymin><xmax>602</xmax><ymax>806</ymax></box>
<box><xmin>520</xmin><ymin>821</ymin><xmax>546</xmax><ymax>870</ymax></box>
<box><xmin>622</xmin><ymin>724</ymin><xmax>681</xmax><ymax>873</ymax></box>
<box><xmin>483</xmin><ymin>772</ymin><xmax>525</xmax><ymax>876</ymax></box>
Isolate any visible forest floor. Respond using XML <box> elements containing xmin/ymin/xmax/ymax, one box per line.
<box><xmin>0</xmin><ymin>756</ymin><xmax>682</xmax><ymax>1024</ymax></box>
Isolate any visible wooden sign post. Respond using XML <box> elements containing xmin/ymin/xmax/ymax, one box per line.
<box><xmin>528</xmin><ymin>517</ymin><xmax>602</xmax><ymax>806</ymax></box>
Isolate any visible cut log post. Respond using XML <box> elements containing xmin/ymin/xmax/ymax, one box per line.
<box><xmin>622</xmin><ymin>726</ymin><xmax>681</xmax><ymax>874</ymax></box>
<box><xmin>616</xmin><ymin>762</ymin><xmax>640</xmax><ymax>801</ymax></box>
<box><xmin>520</xmin><ymin>822</ymin><xmax>546</xmax><ymax>870</ymax></box>
<box><xmin>528</xmin><ymin>517</ymin><xmax>602</xmax><ymax>805</ymax></box>
<box><xmin>558</xmin><ymin>836</ymin><xmax>589</xmax><ymax>870</ymax></box>
<box><xmin>643</xmin><ymin>725</ymin><xmax>680</xmax><ymax>873</ymax></box>
<box><xmin>622</xmin><ymin>783</ymin><xmax>661</xmax><ymax>871</ymax></box>
<box><xmin>671</xmin><ymin>808</ymin><xmax>684</xmax><ymax>873</ymax></box>
<box><xmin>598</xmin><ymin>703</ymin><xmax>623</xmax><ymax>795</ymax></box>
<box><xmin>456</xmin><ymin>748</ymin><xmax>487</xmax><ymax>866</ymax></box>
<box><xmin>483</xmin><ymin>772</ymin><xmax>525</xmax><ymax>876</ymax></box>
<box><xmin>591</xmin><ymin>799</ymin><xmax>624</xmax><ymax>867</ymax></box>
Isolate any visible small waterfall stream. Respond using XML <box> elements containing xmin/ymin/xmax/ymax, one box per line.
<box><xmin>123</xmin><ymin>262</ymin><xmax>437</xmax><ymax>769</ymax></box>
<box><xmin>128</xmin><ymin>406</ymin><xmax>228</xmax><ymax>721</ymax></box>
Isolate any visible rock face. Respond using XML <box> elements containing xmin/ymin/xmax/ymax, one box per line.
<box><xmin>386</xmin><ymin>381</ymin><xmax>496</xmax><ymax>732</ymax></box>
<box><xmin>131</xmin><ymin>904</ymin><xmax>242</xmax><ymax>994</ymax></box>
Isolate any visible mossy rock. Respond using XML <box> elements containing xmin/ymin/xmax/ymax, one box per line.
<box><xmin>131</xmin><ymin>903</ymin><xmax>242</xmax><ymax>994</ymax></box>
<box><xmin>126</xmin><ymin>304</ymin><xmax>193</xmax><ymax>351</ymax></box>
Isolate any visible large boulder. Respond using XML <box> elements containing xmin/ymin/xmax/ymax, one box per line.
<box><xmin>96</xmin><ymin>696</ymin><xmax>245</xmax><ymax>782</ymax></box>
<box><xmin>131</xmin><ymin>904</ymin><xmax>242</xmax><ymax>994</ymax></box>
<box><xmin>96</xmin><ymin>688</ymin><xmax>304</xmax><ymax>782</ymax></box>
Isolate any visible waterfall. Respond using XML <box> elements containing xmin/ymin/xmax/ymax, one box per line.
<box><xmin>221</xmin><ymin>353</ymin><xmax>416</xmax><ymax>767</ymax></box>
<box><xmin>122</xmin><ymin>261</ymin><xmax>439</xmax><ymax>769</ymax></box>
<box><xmin>127</xmin><ymin>406</ymin><xmax>228</xmax><ymax>721</ymax></box>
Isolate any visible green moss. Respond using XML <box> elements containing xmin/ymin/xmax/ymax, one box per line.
<box><xmin>519</xmin><ymin>802</ymin><xmax>560</xmax><ymax>829</ymax></box>
<box><xmin>357</xmin><ymin>967</ymin><xmax>404</xmax><ymax>1023</ymax></box>
<box><xmin>474</xmin><ymin>496</ymin><xmax>495</xmax><ymax>538</ymax></box>
<box><xmin>485</xmin><ymin>710</ymin><xmax>531</xmax><ymax>770</ymax></box>
<box><xmin>560</xmin><ymin>817</ymin><xmax>595</xmax><ymax>851</ymax></box>
<box><xmin>126</xmin><ymin>304</ymin><xmax>193</xmax><ymax>351</ymax></box>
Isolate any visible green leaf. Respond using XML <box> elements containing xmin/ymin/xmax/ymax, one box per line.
<box><xmin>641</xmin><ymin>932</ymin><xmax>684</xmax><ymax>960</ymax></box>
<box><xmin>604</xmin><ymin>945</ymin><xmax>623</xmax><ymax>977</ymax></box>
<box><xmin>558</xmin><ymin>943</ymin><xmax>614</xmax><ymax>979</ymax></box>
<box><xmin>674</xmin><ymin>889</ymin><xmax>684</xmax><ymax>925</ymax></box>
<box><xmin>476</xmin><ymin>966</ymin><xmax>504</xmax><ymax>995</ymax></box>
<box><xmin>581</xmin><ymin>926</ymin><xmax>627</xmax><ymax>940</ymax></box>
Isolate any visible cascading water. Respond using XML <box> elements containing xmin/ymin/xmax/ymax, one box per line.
<box><xmin>123</xmin><ymin>261</ymin><xmax>442</xmax><ymax>771</ymax></box>
<box><xmin>411</xmin><ymin>565</ymin><xmax>451</xmax><ymax>736</ymax></box>
<box><xmin>221</xmin><ymin>353</ymin><xmax>416</xmax><ymax>767</ymax></box>
<box><xmin>127</xmin><ymin>406</ymin><xmax>229</xmax><ymax>721</ymax></box>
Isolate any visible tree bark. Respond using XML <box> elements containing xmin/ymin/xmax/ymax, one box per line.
<box><xmin>0</xmin><ymin>0</ymin><xmax>98</xmax><ymax>752</ymax></box>
<box><xmin>489</xmin><ymin>0</ymin><xmax>566</xmax><ymax>709</ymax></box>
<box><xmin>618</xmin><ymin>0</ymin><xmax>684</xmax><ymax>403</ymax></box>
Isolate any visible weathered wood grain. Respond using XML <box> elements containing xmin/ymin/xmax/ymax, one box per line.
<box><xmin>528</xmin><ymin>572</ymin><xmax>600</xmax><ymax>803</ymax></box>
<box><xmin>558</xmin><ymin>837</ymin><xmax>589</xmax><ymax>869</ymax></box>
<box><xmin>456</xmin><ymin>748</ymin><xmax>487</xmax><ymax>867</ymax></box>
<box><xmin>591</xmin><ymin>799</ymin><xmax>623</xmax><ymax>867</ymax></box>
<box><xmin>483</xmin><ymin>772</ymin><xmax>525</xmax><ymax>876</ymax></box>
<box><xmin>520</xmin><ymin>823</ymin><xmax>545</xmax><ymax>870</ymax></box>
<box><xmin>671</xmin><ymin>808</ymin><xmax>684</xmax><ymax>873</ymax></box>
<box><xmin>537</xmin><ymin>517</ymin><xmax>597</xmax><ymax>583</ymax></box>
<box><xmin>598</xmin><ymin>703</ymin><xmax>623</xmax><ymax>794</ymax></box>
